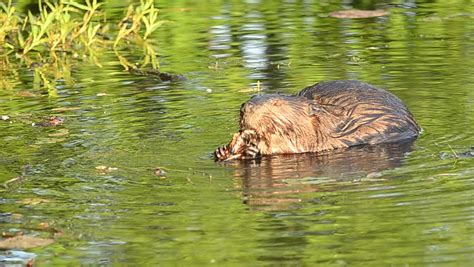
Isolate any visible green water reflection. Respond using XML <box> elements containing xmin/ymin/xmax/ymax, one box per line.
<box><xmin>1</xmin><ymin>0</ymin><xmax>473</xmax><ymax>265</ymax></box>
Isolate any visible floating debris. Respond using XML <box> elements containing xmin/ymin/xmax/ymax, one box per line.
<box><xmin>439</xmin><ymin>147</ymin><xmax>474</xmax><ymax>160</ymax></box>
<box><xmin>154</xmin><ymin>167</ymin><xmax>167</xmax><ymax>177</ymax></box>
<box><xmin>37</xmin><ymin>222</ymin><xmax>64</xmax><ymax>237</ymax></box>
<box><xmin>32</xmin><ymin>116</ymin><xmax>64</xmax><ymax>127</ymax></box>
<box><xmin>1</xmin><ymin>115</ymin><xmax>10</xmax><ymax>121</ymax></box>
<box><xmin>95</xmin><ymin>165</ymin><xmax>118</xmax><ymax>174</ymax></box>
<box><xmin>129</xmin><ymin>68</ymin><xmax>186</xmax><ymax>82</ymax></box>
<box><xmin>0</xmin><ymin>235</ymin><xmax>54</xmax><ymax>250</ymax></box>
<box><xmin>51</xmin><ymin>107</ymin><xmax>81</xmax><ymax>112</ymax></box>
<box><xmin>16</xmin><ymin>91</ymin><xmax>39</xmax><ymax>97</ymax></box>
<box><xmin>330</xmin><ymin>9</ymin><xmax>389</xmax><ymax>19</ymax></box>
<box><xmin>19</xmin><ymin>198</ymin><xmax>51</xmax><ymax>206</ymax></box>
<box><xmin>3</xmin><ymin>176</ymin><xmax>25</xmax><ymax>189</ymax></box>
<box><xmin>2</xmin><ymin>231</ymin><xmax>24</xmax><ymax>239</ymax></box>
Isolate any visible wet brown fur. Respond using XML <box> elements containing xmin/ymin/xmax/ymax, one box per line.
<box><xmin>215</xmin><ymin>80</ymin><xmax>421</xmax><ymax>161</ymax></box>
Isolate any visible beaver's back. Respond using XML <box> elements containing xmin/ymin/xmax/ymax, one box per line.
<box><xmin>298</xmin><ymin>80</ymin><xmax>420</xmax><ymax>147</ymax></box>
<box><xmin>299</xmin><ymin>80</ymin><xmax>405</xmax><ymax>108</ymax></box>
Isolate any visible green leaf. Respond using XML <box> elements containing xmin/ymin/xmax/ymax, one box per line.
<box><xmin>65</xmin><ymin>1</ymin><xmax>89</xmax><ymax>11</ymax></box>
<box><xmin>17</xmin><ymin>32</ymin><xmax>25</xmax><ymax>47</ymax></box>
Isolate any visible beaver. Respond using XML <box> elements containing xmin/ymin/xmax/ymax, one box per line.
<box><xmin>215</xmin><ymin>80</ymin><xmax>421</xmax><ymax>161</ymax></box>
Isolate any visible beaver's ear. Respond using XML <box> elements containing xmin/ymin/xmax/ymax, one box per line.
<box><xmin>241</xmin><ymin>101</ymin><xmax>256</xmax><ymax>112</ymax></box>
<box><xmin>270</xmin><ymin>99</ymin><xmax>283</xmax><ymax>106</ymax></box>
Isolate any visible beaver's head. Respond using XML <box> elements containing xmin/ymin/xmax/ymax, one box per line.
<box><xmin>239</xmin><ymin>94</ymin><xmax>319</xmax><ymax>155</ymax></box>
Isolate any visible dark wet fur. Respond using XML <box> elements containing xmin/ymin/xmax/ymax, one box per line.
<box><xmin>215</xmin><ymin>80</ymin><xmax>421</xmax><ymax>161</ymax></box>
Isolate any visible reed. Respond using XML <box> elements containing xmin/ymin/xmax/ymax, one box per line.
<box><xmin>0</xmin><ymin>0</ymin><xmax>164</xmax><ymax>70</ymax></box>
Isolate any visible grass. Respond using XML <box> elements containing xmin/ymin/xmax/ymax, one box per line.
<box><xmin>0</xmin><ymin>0</ymin><xmax>164</xmax><ymax>73</ymax></box>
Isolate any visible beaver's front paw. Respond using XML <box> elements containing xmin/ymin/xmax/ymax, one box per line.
<box><xmin>214</xmin><ymin>145</ymin><xmax>231</xmax><ymax>161</ymax></box>
<box><xmin>240</xmin><ymin>143</ymin><xmax>260</xmax><ymax>159</ymax></box>
<box><xmin>215</xmin><ymin>130</ymin><xmax>261</xmax><ymax>161</ymax></box>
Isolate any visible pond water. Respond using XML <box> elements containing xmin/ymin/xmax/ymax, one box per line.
<box><xmin>1</xmin><ymin>1</ymin><xmax>474</xmax><ymax>265</ymax></box>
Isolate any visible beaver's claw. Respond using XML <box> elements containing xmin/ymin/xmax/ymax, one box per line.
<box><xmin>240</xmin><ymin>143</ymin><xmax>260</xmax><ymax>159</ymax></box>
<box><xmin>215</xmin><ymin>129</ymin><xmax>260</xmax><ymax>161</ymax></box>
<box><xmin>214</xmin><ymin>145</ymin><xmax>232</xmax><ymax>161</ymax></box>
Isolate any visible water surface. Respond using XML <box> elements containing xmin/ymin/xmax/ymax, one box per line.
<box><xmin>1</xmin><ymin>1</ymin><xmax>474</xmax><ymax>265</ymax></box>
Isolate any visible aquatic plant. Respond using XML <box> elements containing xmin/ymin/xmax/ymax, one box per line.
<box><xmin>0</xmin><ymin>0</ymin><xmax>164</xmax><ymax>90</ymax></box>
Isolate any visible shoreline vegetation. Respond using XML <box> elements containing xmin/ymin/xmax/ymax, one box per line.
<box><xmin>0</xmin><ymin>0</ymin><xmax>164</xmax><ymax>93</ymax></box>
